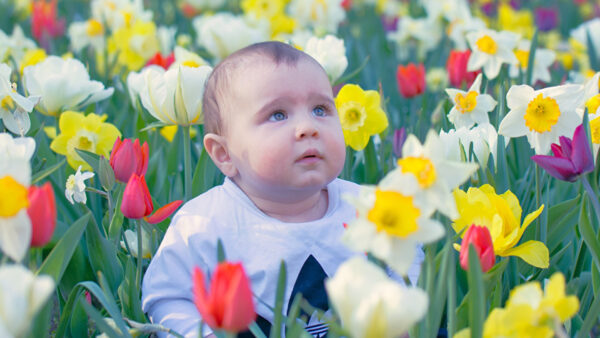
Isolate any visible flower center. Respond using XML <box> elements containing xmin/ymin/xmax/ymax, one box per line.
<box><xmin>66</xmin><ymin>175</ymin><xmax>76</xmax><ymax>191</ymax></box>
<box><xmin>515</xmin><ymin>49</ymin><xmax>529</xmax><ymax>69</ymax></box>
<box><xmin>524</xmin><ymin>93</ymin><xmax>561</xmax><ymax>133</ymax></box>
<box><xmin>0</xmin><ymin>95</ymin><xmax>15</xmax><ymax>111</ymax></box>
<box><xmin>181</xmin><ymin>60</ymin><xmax>200</xmax><ymax>68</ymax></box>
<box><xmin>397</xmin><ymin>156</ymin><xmax>437</xmax><ymax>188</ymax></box>
<box><xmin>339</xmin><ymin>102</ymin><xmax>367</xmax><ymax>131</ymax></box>
<box><xmin>591</xmin><ymin>116</ymin><xmax>600</xmax><ymax>145</ymax></box>
<box><xmin>367</xmin><ymin>189</ymin><xmax>420</xmax><ymax>238</ymax></box>
<box><xmin>0</xmin><ymin>176</ymin><xmax>29</xmax><ymax>217</ymax></box>
<box><xmin>476</xmin><ymin>35</ymin><xmax>497</xmax><ymax>54</ymax></box>
<box><xmin>586</xmin><ymin>94</ymin><xmax>600</xmax><ymax>116</ymax></box>
<box><xmin>86</xmin><ymin>19</ymin><xmax>104</xmax><ymax>36</ymax></box>
<box><xmin>455</xmin><ymin>91</ymin><xmax>478</xmax><ymax>114</ymax></box>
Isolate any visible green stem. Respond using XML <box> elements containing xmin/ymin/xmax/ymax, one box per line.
<box><xmin>535</xmin><ymin>165</ymin><xmax>546</xmax><ymax>243</ymax></box>
<box><xmin>182</xmin><ymin>125</ymin><xmax>193</xmax><ymax>201</ymax></box>
<box><xmin>136</xmin><ymin>219</ymin><xmax>143</xmax><ymax>288</ymax></box>
<box><xmin>582</xmin><ymin>175</ymin><xmax>600</xmax><ymax>227</ymax></box>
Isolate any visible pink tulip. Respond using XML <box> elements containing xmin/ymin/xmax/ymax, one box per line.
<box><xmin>121</xmin><ymin>174</ymin><xmax>153</xmax><ymax>219</ymax></box>
<box><xmin>110</xmin><ymin>137</ymin><xmax>149</xmax><ymax>183</ymax></box>
<box><xmin>27</xmin><ymin>182</ymin><xmax>56</xmax><ymax>247</ymax></box>
<box><xmin>447</xmin><ymin>50</ymin><xmax>480</xmax><ymax>89</ymax></box>
<box><xmin>459</xmin><ymin>225</ymin><xmax>495</xmax><ymax>273</ymax></box>
<box><xmin>145</xmin><ymin>200</ymin><xmax>183</xmax><ymax>224</ymax></box>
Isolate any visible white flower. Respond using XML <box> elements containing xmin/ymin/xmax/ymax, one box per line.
<box><xmin>68</xmin><ymin>19</ymin><xmax>106</xmax><ymax>53</ymax></box>
<box><xmin>439</xmin><ymin>123</ymin><xmax>499</xmax><ymax>169</ymax></box>
<box><xmin>91</xmin><ymin>0</ymin><xmax>153</xmax><ymax>31</ymax></box>
<box><xmin>23</xmin><ymin>56</ymin><xmax>114</xmax><ymax>117</ymax></box>
<box><xmin>343</xmin><ymin>173</ymin><xmax>444</xmax><ymax>275</ymax></box>
<box><xmin>445</xmin><ymin>73</ymin><xmax>497</xmax><ymax>128</ymax></box>
<box><xmin>171</xmin><ymin>46</ymin><xmax>209</xmax><ymax>69</ymax></box>
<box><xmin>126</xmin><ymin>65</ymin><xmax>164</xmax><ymax>106</ymax></box>
<box><xmin>65</xmin><ymin>165</ymin><xmax>94</xmax><ymax>205</ymax></box>
<box><xmin>192</xmin><ymin>13</ymin><xmax>268</xmax><ymax>61</ymax></box>
<box><xmin>157</xmin><ymin>25</ymin><xmax>177</xmax><ymax>55</ymax></box>
<box><xmin>509</xmin><ymin>39</ymin><xmax>556</xmax><ymax>84</ymax></box>
<box><xmin>447</xmin><ymin>16</ymin><xmax>487</xmax><ymax>51</ymax></box>
<box><xmin>387</xmin><ymin>15</ymin><xmax>442</xmax><ymax>60</ymax></box>
<box><xmin>139</xmin><ymin>64</ymin><xmax>213</xmax><ymax>126</ymax></box>
<box><xmin>425</xmin><ymin>67</ymin><xmax>448</xmax><ymax>92</ymax></box>
<box><xmin>325</xmin><ymin>257</ymin><xmax>428</xmax><ymax>338</ymax></box>
<box><xmin>0</xmin><ymin>26</ymin><xmax>37</xmax><ymax>65</ymax></box>
<box><xmin>0</xmin><ymin>132</ymin><xmax>35</xmax><ymax>186</ymax></box>
<box><xmin>498</xmin><ymin>83</ymin><xmax>585</xmax><ymax>154</ymax></box>
<box><xmin>287</xmin><ymin>0</ymin><xmax>346</xmax><ymax>34</ymax></box>
<box><xmin>0</xmin><ymin>63</ymin><xmax>40</xmax><ymax>136</ymax></box>
<box><xmin>466</xmin><ymin>29</ymin><xmax>519</xmax><ymax>80</ymax></box>
<box><xmin>0</xmin><ymin>265</ymin><xmax>55</xmax><ymax>338</ymax></box>
<box><xmin>120</xmin><ymin>228</ymin><xmax>152</xmax><ymax>258</ymax></box>
<box><xmin>420</xmin><ymin>0</ymin><xmax>471</xmax><ymax>22</ymax></box>
<box><xmin>570</xmin><ymin>18</ymin><xmax>600</xmax><ymax>63</ymax></box>
<box><xmin>304</xmin><ymin>35</ymin><xmax>348</xmax><ymax>83</ymax></box>
<box><xmin>577</xmin><ymin>72</ymin><xmax>600</xmax><ymax>157</ymax></box>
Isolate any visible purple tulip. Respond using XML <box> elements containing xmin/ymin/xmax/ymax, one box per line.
<box><xmin>531</xmin><ymin>124</ymin><xmax>594</xmax><ymax>182</ymax></box>
<box><xmin>535</xmin><ymin>7</ymin><xmax>559</xmax><ymax>32</ymax></box>
<box><xmin>393</xmin><ymin>128</ymin><xmax>407</xmax><ymax>158</ymax></box>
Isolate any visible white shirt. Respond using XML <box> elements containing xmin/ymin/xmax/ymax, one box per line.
<box><xmin>142</xmin><ymin>178</ymin><xmax>423</xmax><ymax>337</ymax></box>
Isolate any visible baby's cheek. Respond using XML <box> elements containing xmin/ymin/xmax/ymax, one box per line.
<box><xmin>251</xmin><ymin>148</ymin><xmax>287</xmax><ymax>178</ymax></box>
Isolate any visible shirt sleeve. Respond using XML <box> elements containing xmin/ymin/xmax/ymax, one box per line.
<box><xmin>141</xmin><ymin>215</ymin><xmax>213</xmax><ymax>338</ymax></box>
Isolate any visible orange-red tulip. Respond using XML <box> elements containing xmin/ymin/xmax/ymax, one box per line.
<box><xmin>145</xmin><ymin>200</ymin><xmax>183</xmax><ymax>224</ymax></box>
<box><xmin>459</xmin><ymin>225</ymin><xmax>495</xmax><ymax>273</ymax></box>
<box><xmin>396</xmin><ymin>63</ymin><xmax>426</xmax><ymax>98</ymax></box>
<box><xmin>110</xmin><ymin>137</ymin><xmax>149</xmax><ymax>183</ymax></box>
<box><xmin>27</xmin><ymin>182</ymin><xmax>56</xmax><ymax>247</ymax></box>
<box><xmin>447</xmin><ymin>50</ymin><xmax>480</xmax><ymax>89</ymax></box>
<box><xmin>121</xmin><ymin>174</ymin><xmax>153</xmax><ymax>219</ymax></box>
<box><xmin>193</xmin><ymin>262</ymin><xmax>256</xmax><ymax>333</ymax></box>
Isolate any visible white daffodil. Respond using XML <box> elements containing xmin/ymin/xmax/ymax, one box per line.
<box><xmin>68</xmin><ymin>19</ymin><xmax>106</xmax><ymax>53</ymax></box>
<box><xmin>425</xmin><ymin>67</ymin><xmax>448</xmax><ymax>92</ymax></box>
<box><xmin>120</xmin><ymin>228</ymin><xmax>152</xmax><ymax>258</ymax></box>
<box><xmin>139</xmin><ymin>64</ymin><xmax>212</xmax><ymax>126</ymax></box>
<box><xmin>91</xmin><ymin>0</ymin><xmax>153</xmax><ymax>31</ymax></box>
<box><xmin>576</xmin><ymin>72</ymin><xmax>600</xmax><ymax>157</ymax></box>
<box><xmin>304</xmin><ymin>35</ymin><xmax>348</xmax><ymax>83</ymax></box>
<box><xmin>0</xmin><ymin>25</ymin><xmax>37</xmax><ymax>65</ymax></box>
<box><xmin>0</xmin><ymin>63</ymin><xmax>40</xmax><ymax>136</ymax></box>
<box><xmin>342</xmin><ymin>174</ymin><xmax>444</xmax><ymax>276</ymax></box>
<box><xmin>387</xmin><ymin>130</ymin><xmax>479</xmax><ymax>219</ymax></box>
<box><xmin>65</xmin><ymin>165</ymin><xmax>94</xmax><ymax>205</ymax></box>
<box><xmin>420</xmin><ymin>0</ymin><xmax>471</xmax><ymax>22</ymax></box>
<box><xmin>325</xmin><ymin>257</ymin><xmax>428</xmax><ymax>338</ymax></box>
<box><xmin>445</xmin><ymin>73</ymin><xmax>497</xmax><ymax>128</ymax></box>
<box><xmin>0</xmin><ymin>133</ymin><xmax>35</xmax><ymax>262</ymax></box>
<box><xmin>570</xmin><ymin>18</ymin><xmax>600</xmax><ymax>63</ymax></box>
<box><xmin>498</xmin><ymin>83</ymin><xmax>585</xmax><ymax>155</ymax></box>
<box><xmin>466</xmin><ymin>29</ymin><xmax>519</xmax><ymax>80</ymax></box>
<box><xmin>447</xmin><ymin>15</ymin><xmax>487</xmax><ymax>51</ymax></box>
<box><xmin>509</xmin><ymin>39</ymin><xmax>556</xmax><ymax>84</ymax></box>
<box><xmin>23</xmin><ymin>56</ymin><xmax>114</xmax><ymax>117</ymax></box>
<box><xmin>0</xmin><ymin>265</ymin><xmax>55</xmax><ymax>338</ymax></box>
<box><xmin>387</xmin><ymin>15</ymin><xmax>442</xmax><ymax>60</ymax></box>
<box><xmin>157</xmin><ymin>25</ymin><xmax>176</xmax><ymax>56</ymax></box>
<box><xmin>171</xmin><ymin>46</ymin><xmax>209</xmax><ymax>69</ymax></box>
<box><xmin>439</xmin><ymin>123</ymin><xmax>499</xmax><ymax>169</ymax></box>
<box><xmin>287</xmin><ymin>0</ymin><xmax>345</xmax><ymax>34</ymax></box>
<box><xmin>192</xmin><ymin>13</ymin><xmax>268</xmax><ymax>61</ymax></box>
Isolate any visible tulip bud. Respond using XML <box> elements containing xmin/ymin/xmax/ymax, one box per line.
<box><xmin>447</xmin><ymin>50</ymin><xmax>480</xmax><ymax>89</ymax></box>
<box><xmin>110</xmin><ymin>137</ymin><xmax>149</xmax><ymax>183</ymax></box>
<box><xmin>396</xmin><ymin>63</ymin><xmax>426</xmax><ymax>98</ymax></box>
<box><xmin>121</xmin><ymin>174</ymin><xmax>153</xmax><ymax>219</ymax></box>
<box><xmin>27</xmin><ymin>182</ymin><xmax>57</xmax><ymax>247</ymax></box>
<box><xmin>459</xmin><ymin>225</ymin><xmax>495</xmax><ymax>273</ymax></box>
<box><xmin>193</xmin><ymin>262</ymin><xmax>256</xmax><ymax>333</ymax></box>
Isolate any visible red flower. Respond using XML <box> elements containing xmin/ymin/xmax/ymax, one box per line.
<box><xmin>121</xmin><ymin>174</ymin><xmax>153</xmax><ymax>219</ymax></box>
<box><xmin>145</xmin><ymin>52</ymin><xmax>175</xmax><ymax>70</ymax></box>
<box><xmin>31</xmin><ymin>0</ymin><xmax>65</xmax><ymax>50</ymax></box>
<box><xmin>341</xmin><ymin>0</ymin><xmax>352</xmax><ymax>10</ymax></box>
<box><xmin>110</xmin><ymin>137</ymin><xmax>149</xmax><ymax>183</ymax></box>
<box><xmin>459</xmin><ymin>225</ymin><xmax>495</xmax><ymax>273</ymax></box>
<box><xmin>27</xmin><ymin>182</ymin><xmax>56</xmax><ymax>247</ymax></box>
<box><xmin>144</xmin><ymin>200</ymin><xmax>183</xmax><ymax>224</ymax></box>
<box><xmin>396</xmin><ymin>63</ymin><xmax>426</xmax><ymax>98</ymax></box>
<box><xmin>193</xmin><ymin>262</ymin><xmax>256</xmax><ymax>333</ymax></box>
<box><xmin>447</xmin><ymin>50</ymin><xmax>480</xmax><ymax>89</ymax></box>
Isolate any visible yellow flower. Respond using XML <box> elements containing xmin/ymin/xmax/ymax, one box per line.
<box><xmin>453</xmin><ymin>184</ymin><xmax>549</xmax><ymax>268</ymax></box>
<box><xmin>19</xmin><ymin>48</ymin><xmax>46</xmax><ymax>74</ymax></box>
<box><xmin>107</xmin><ymin>20</ymin><xmax>159</xmax><ymax>72</ymax></box>
<box><xmin>160</xmin><ymin>125</ymin><xmax>198</xmax><ymax>142</ymax></box>
<box><xmin>497</xmin><ymin>3</ymin><xmax>534</xmax><ymax>39</ymax></box>
<box><xmin>335</xmin><ymin>84</ymin><xmax>388</xmax><ymax>151</ymax></box>
<box><xmin>50</xmin><ymin>111</ymin><xmax>121</xmax><ymax>171</ymax></box>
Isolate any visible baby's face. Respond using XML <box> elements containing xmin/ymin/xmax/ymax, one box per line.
<box><xmin>222</xmin><ymin>58</ymin><xmax>346</xmax><ymax>199</ymax></box>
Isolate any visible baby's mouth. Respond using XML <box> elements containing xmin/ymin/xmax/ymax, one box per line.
<box><xmin>297</xmin><ymin>149</ymin><xmax>322</xmax><ymax>162</ymax></box>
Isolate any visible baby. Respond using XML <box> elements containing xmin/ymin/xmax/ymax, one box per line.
<box><xmin>142</xmin><ymin>41</ymin><xmax>420</xmax><ymax>337</ymax></box>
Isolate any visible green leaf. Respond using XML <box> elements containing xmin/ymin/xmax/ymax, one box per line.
<box><xmin>270</xmin><ymin>261</ymin><xmax>287</xmax><ymax>338</ymax></box>
<box><xmin>217</xmin><ymin>238</ymin><xmax>226</xmax><ymax>263</ymax></box>
<box><xmin>586</xmin><ymin>28</ymin><xmax>598</xmax><ymax>71</ymax></box>
<box><xmin>139</xmin><ymin>120</ymin><xmax>170</xmax><ymax>132</ymax></box>
<box><xmin>525</xmin><ymin>29</ymin><xmax>538</xmax><ymax>86</ymax></box>
<box><xmin>118</xmin><ymin>256</ymin><xmax>146</xmax><ymax>322</ymax></box>
<box><xmin>428</xmin><ymin>241</ymin><xmax>451</xmax><ymax>337</ymax></box>
<box><xmin>192</xmin><ymin>146</ymin><xmax>222</xmax><ymax>197</ymax></box>
<box><xmin>577</xmin><ymin>290</ymin><xmax>600</xmax><ymax>338</ymax></box>
<box><xmin>578</xmin><ymin>199</ymin><xmax>600</xmax><ymax>272</ymax></box>
<box><xmin>37</xmin><ymin>213</ymin><xmax>90</xmax><ymax>282</ymax></box>
<box><xmin>98</xmin><ymin>156</ymin><xmax>116</xmax><ymax>192</ymax></box>
<box><xmin>32</xmin><ymin>158</ymin><xmax>66</xmax><ymax>184</ymax></box>
<box><xmin>27</xmin><ymin>297</ymin><xmax>53</xmax><ymax>338</ymax></box>
<box><xmin>80</xmin><ymin>299</ymin><xmax>123</xmax><ymax>337</ymax></box>
<box><xmin>85</xmin><ymin>213</ymin><xmax>124</xmax><ymax>295</ymax></box>
<box><xmin>467</xmin><ymin>245</ymin><xmax>485</xmax><ymax>338</ymax></box>
<box><xmin>75</xmin><ymin>149</ymin><xmax>101</xmax><ymax>173</ymax></box>
<box><xmin>108</xmin><ymin>186</ymin><xmax>124</xmax><ymax>242</ymax></box>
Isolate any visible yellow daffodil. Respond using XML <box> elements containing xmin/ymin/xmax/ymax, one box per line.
<box><xmin>325</xmin><ymin>257</ymin><xmax>428</xmax><ymax>338</ymax></box>
<box><xmin>18</xmin><ymin>48</ymin><xmax>46</xmax><ymax>74</ymax></box>
<box><xmin>107</xmin><ymin>20</ymin><xmax>160</xmax><ymax>72</ymax></box>
<box><xmin>453</xmin><ymin>184</ymin><xmax>549</xmax><ymax>268</ymax></box>
<box><xmin>50</xmin><ymin>111</ymin><xmax>121</xmax><ymax>171</ymax></box>
<box><xmin>498</xmin><ymin>3</ymin><xmax>534</xmax><ymax>39</ymax></box>
<box><xmin>335</xmin><ymin>84</ymin><xmax>389</xmax><ymax>151</ymax></box>
<box><xmin>446</xmin><ymin>73</ymin><xmax>497</xmax><ymax>129</ymax></box>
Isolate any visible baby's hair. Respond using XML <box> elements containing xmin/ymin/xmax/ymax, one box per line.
<box><xmin>202</xmin><ymin>41</ymin><xmax>321</xmax><ymax>135</ymax></box>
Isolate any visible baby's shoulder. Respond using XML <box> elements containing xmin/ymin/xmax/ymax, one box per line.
<box><xmin>330</xmin><ymin>178</ymin><xmax>361</xmax><ymax>197</ymax></box>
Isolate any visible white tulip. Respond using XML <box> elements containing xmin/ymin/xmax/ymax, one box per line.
<box><xmin>304</xmin><ymin>35</ymin><xmax>348</xmax><ymax>83</ymax></box>
<box><xmin>23</xmin><ymin>56</ymin><xmax>114</xmax><ymax>117</ymax></box>
<box><xmin>288</xmin><ymin>0</ymin><xmax>345</xmax><ymax>34</ymax></box>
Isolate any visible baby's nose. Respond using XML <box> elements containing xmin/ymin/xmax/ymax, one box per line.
<box><xmin>295</xmin><ymin>117</ymin><xmax>319</xmax><ymax>139</ymax></box>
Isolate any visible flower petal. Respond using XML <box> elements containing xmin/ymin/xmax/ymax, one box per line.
<box><xmin>501</xmin><ymin>240</ymin><xmax>549</xmax><ymax>268</ymax></box>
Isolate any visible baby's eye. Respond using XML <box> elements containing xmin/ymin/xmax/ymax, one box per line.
<box><xmin>269</xmin><ymin>111</ymin><xmax>287</xmax><ymax>121</ymax></box>
<box><xmin>312</xmin><ymin>106</ymin><xmax>327</xmax><ymax>117</ymax></box>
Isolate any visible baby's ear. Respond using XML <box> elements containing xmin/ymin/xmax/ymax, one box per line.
<box><xmin>203</xmin><ymin>133</ymin><xmax>237</xmax><ymax>177</ymax></box>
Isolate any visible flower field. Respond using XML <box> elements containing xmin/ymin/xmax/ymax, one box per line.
<box><xmin>2</xmin><ymin>0</ymin><xmax>600</xmax><ymax>337</ymax></box>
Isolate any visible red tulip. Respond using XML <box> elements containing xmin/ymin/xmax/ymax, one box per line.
<box><xmin>459</xmin><ymin>225</ymin><xmax>495</xmax><ymax>273</ymax></box>
<box><xmin>145</xmin><ymin>52</ymin><xmax>175</xmax><ymax>70</ymax></box>
<box><xmin>31</xmin><ymin>0</ymin><xmax>65</xmax><ymax>50</ymax></box>
<box><xmin>110</xmin><ymin>137</ymin><xmax>149</xmax><ymax>183</ymax></box>
<box><xmin>121</xmin><ymin>174</ymin><xmax>153</xmax><ymax>219</ymax></box>
<box><xmin>396</xmin><ymin>63</ymin><xmax>426</xmax><ymax>98</ymax></box>
<box><xmin>27</xmin><ymin>182</ymin><xmax>56</xmax><ymax>247</ymax></box>
<box><xmin>193</xmin><ymin>262</ymin><xmax>256</xmax><ymax>333</ymax></box>
<box><xmin>145</xmin><ymin>200</ymin><xmax>183</xmax><ymax>224</ymax></box>
<box><xmin>447</xmin><ymin>50</ymin><xmax>480</xmax><ymax>89</ymax></box>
